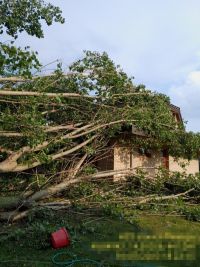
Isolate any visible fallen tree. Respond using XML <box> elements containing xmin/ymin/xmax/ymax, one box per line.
<box><xmin>1</xmin><ymin>51</ymin><xmax>200</xmax><ymax>222</ymax></box>
<box><xmin>1</xmin><ymin>169</ymin><xmax>198</xmax><ymax>222</ymax></box>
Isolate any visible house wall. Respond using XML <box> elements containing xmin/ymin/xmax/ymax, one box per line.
<box><xmin>113</xmin><ymin>146</ymin><xmax>163</xmax><ymax>180</ymax></box>
<box><xmin>113</xmin><ymin>146</ymin><xmax>130</xmax><ymax>180</ymax></box>
<box><xmin>169</xmin><ymin>156</ymin><xmax>199</xmax><ymax>175</ymax></box>
<box><xmin>131</xmin><ymin>149</ymin><xmax>163</xmax><ymax>177</ymax></box>
<box><xmin>114</xmin><ymin>146</ymin><xmax>131</xmax><ymax>170</ymax></box>
<box><xmin>113</xmin><ymin>146</ymin><xmax>199</xmax><ymax>179</ymax></box>
<box><xmin>96</xmin><ymin>144</ymin><xmax>199</xmax><ymax>180</ymax></box>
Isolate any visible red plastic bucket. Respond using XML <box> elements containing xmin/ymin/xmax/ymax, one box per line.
<box><xmin>51</xmin><ymin>227</ymin><xmax>70</xmax><ymax>249</ymax></box>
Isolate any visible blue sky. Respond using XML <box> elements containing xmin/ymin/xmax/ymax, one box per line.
<box><xmin>15</xmin><ymin>0</ymin><xmax>200</xmax><ymax>132</ymax></box>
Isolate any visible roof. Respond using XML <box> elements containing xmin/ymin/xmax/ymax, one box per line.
<box><xmin>170</xmin><ymin>104</ymin><xmax>184</xmax><ymax>125</ymax></box>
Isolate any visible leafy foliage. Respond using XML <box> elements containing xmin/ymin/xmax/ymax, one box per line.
<box><xmin>0</xmin><ymin>51</ymin><xmax>199</xmax><ymax>175</ymax></box>
<box><xmin>0</xmin><ymin>0</ymin><xmax>65</xmax><ymax>38</ymax></box>
<box><xmin>0</xmin><ymin>43</ymin><xmax>40</xmax><ymax>77</ymax></box>
<box><xmin>0</xmin><ymin>0</ymin><xmax>65</xmax><ymax>76</ymax></box>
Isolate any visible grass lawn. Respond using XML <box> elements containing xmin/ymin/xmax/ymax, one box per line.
<box><xmin>0</xmin><ymin>207</ymin><xmax>200</xmax><ymax>267</ymax></box>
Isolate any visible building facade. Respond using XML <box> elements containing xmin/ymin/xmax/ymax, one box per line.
<box><xmin>96</xmin><ymin>105</ymin><xmax>199</xmax><ymax>180</ymax></box>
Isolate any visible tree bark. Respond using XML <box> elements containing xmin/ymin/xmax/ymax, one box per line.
<box><xmin>0</xmin><ymin>90</ymin><xmax>97</xmax><ymax>98</ymax></box>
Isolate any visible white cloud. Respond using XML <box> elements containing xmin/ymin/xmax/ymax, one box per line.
<box><xmin>169</xmin><ymin>71</ymin><xmax>200</xmax><ymax>132</ymax></box>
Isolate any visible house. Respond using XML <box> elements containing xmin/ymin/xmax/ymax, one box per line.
<box><xmin>96</xmin><ymin>104</ymin><xmax>199</xmax><ymax>180</ymax></box>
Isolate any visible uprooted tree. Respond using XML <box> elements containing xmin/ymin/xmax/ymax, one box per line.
<box><xmin>0</xmin><ymin>51</ymin><xmax>200</xmax><ymax>221</ymax></box>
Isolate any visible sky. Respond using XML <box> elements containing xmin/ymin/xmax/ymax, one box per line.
<box><xmin>15</xmin><ymin>0</ymin><xmax>200</xmax><ymax>132</ymax></box>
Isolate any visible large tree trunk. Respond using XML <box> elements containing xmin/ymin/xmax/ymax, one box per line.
<box><xmin>0</xmin><ymin>154</ymin><xmax>87</xmax><ymax>221</ymax></box>
<box><xmin>0</xmin><ymin>167</ymin><xmax>136</xmax><ymax>221</ymax></box>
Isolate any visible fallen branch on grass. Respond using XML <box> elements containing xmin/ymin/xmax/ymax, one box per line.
<box><xmin>138</xmin><ymin>188</ymin><xmax>195</xmax><ymax>204</ymax></box>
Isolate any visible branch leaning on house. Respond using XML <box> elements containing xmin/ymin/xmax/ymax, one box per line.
<box><xmin>0</xmin><ymin>135</ymin><xmax>96</xmax><ymax>172</ymax></box>
<box><xmin>0</xmin><ymin>118</ymin><xmax>139</xmax><ymax>172</ymax></box>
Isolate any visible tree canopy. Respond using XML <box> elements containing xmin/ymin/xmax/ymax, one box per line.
<box><xmin>0</xmin><ymin>51</ymin><xmax>199</xmax><ymax>174</ymax></box>
<box><xmin>0</xmin><ymin>0</ymin><xmax>65</xmax><ymax>77</ymax></box>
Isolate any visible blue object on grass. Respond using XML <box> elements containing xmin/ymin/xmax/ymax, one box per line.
<box><xmin>52</xmin><ymin>251</ymin><xmax>102</xmax><ymax>266</ymax></box>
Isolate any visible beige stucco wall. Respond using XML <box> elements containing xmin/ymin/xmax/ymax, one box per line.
<box><xmin>114</xmin><ymin>146</ymin><xmax>130</xmax><ymax>170</ymax></box>
<box><xmin>113</xmin><ymin>145</ymin><xmax>199</xmax><ymax>180</ymax></box>
<box><xmin>112</xmin><ymin>145</ymin><xmax>199</xmax><ymax>180</ymax></box>
<box><xmin>113</xmin><ymin>146</ymin><xmax>163</xmax><ymax>180</ymax></box>
<box><xmin>113</xmin><ymin>146</ymin><xmax>130</xmax><ymax>180</ymax></box>
<box><xmin>169</xmin><ymin>156</ymin><xmax>199</xmax><ymax>175</ymax></box>
<box><xmin>131</xmin><ymin>149</ymin><xmax>163</xmax><ymax>177</ymax></box>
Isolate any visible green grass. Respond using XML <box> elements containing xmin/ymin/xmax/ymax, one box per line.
<box><xmin>0</xmin><ymin>208</ymin><xmax>137</xmax><ymax>267</ymax></box>
<box><xmin>1</xmin><ymin>207</ymin><xmax>200</xmax><ymax>267</ymax></box>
